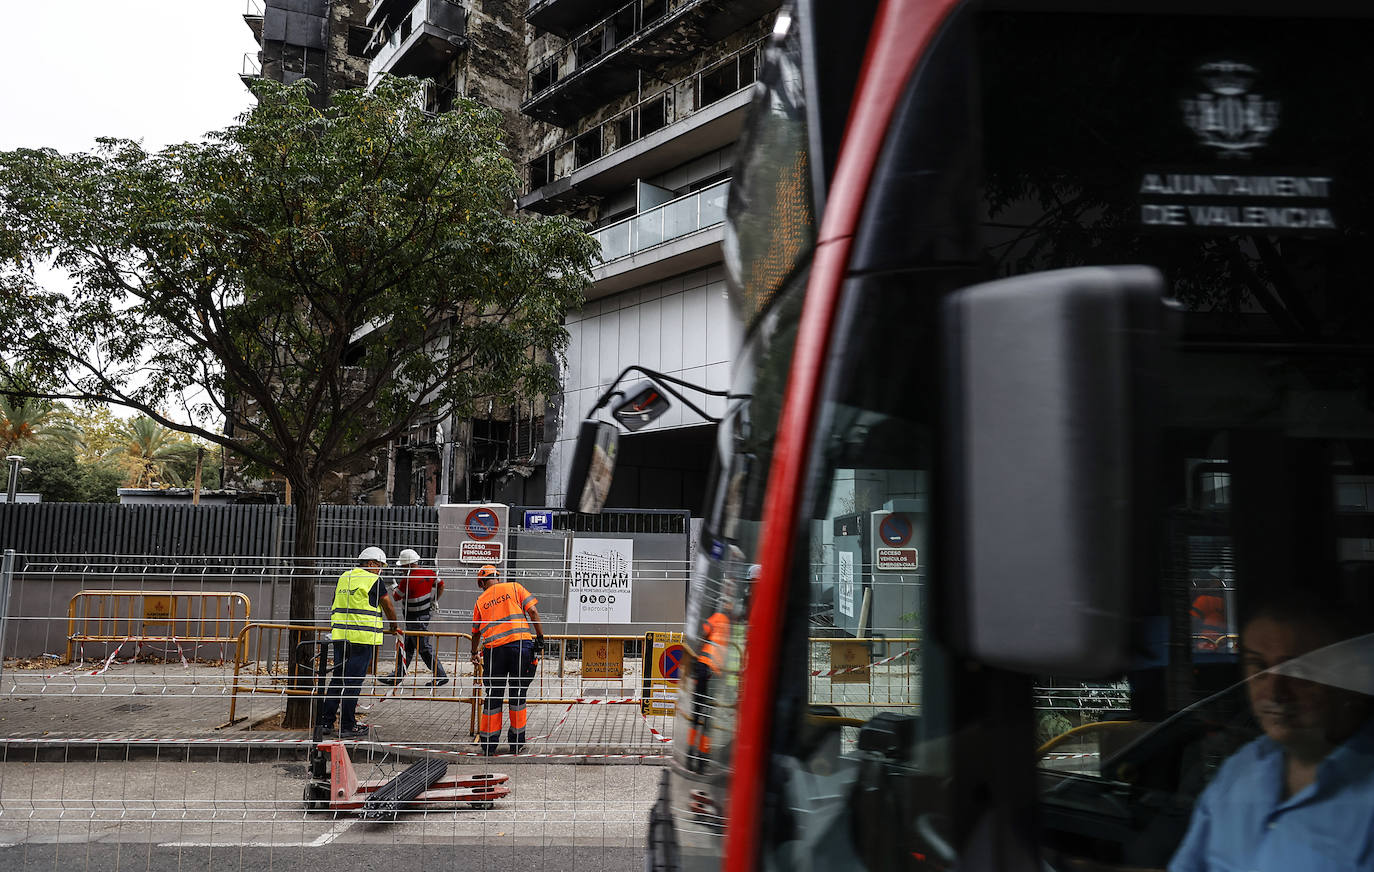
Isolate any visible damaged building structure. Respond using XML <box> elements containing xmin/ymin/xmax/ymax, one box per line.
<box><xmin>245</xmin><ymin>0</ymin><xmax>782</xmax><ymax>513</ymax></box>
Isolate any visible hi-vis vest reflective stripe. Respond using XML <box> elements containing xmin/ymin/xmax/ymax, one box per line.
<box><xmin>331</xmin><ymin>567</ymin><xmax>383</xmax><ymax>644</ymax></box>
<box><xmin>473</xmin><ymin>582</ymin><xmax>536</xmax><ymax>648</ymax></box>
<box><xmin>699</xmin><ymin>612</ymin><xmax>729</xmax><ymax>674</ymax></box>
<box><xmin>398</xmin><ymin>569</ymin><xmax>439</xmax><ymax>616</ymax></box>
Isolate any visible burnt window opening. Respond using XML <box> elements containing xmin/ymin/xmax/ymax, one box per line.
<box><xmin>531</xmin><ymin>62</ymin><xmax>557</xmax><ymax>95</ymax></box>
<box><xmin>641</xmin><ymin>0</ymin><xmax>667</xmax><ymax>26</ymax></box>
<box><xmin>529</xmin><ymin>152</ymin><xmax>552</xmax><ymax>189</ymax></box>
<box><xmin>610</xmin><ymin>5</ymin><xmax>637</xmax><ymax>48</ymax></box>
<box><xmin>346</xmin><ymin>25</ymin><xmax>371</xmax><ymax>57</ymax></box>
<box><xmin>574</xmin><ymin>129</ymin><xmax>603</xmax><ymax>168</ymax></box>
<box><xmin>281</xmin><ymin>42</ymin><xmax>308</xmax><ymax>73</ymax></box>
<box><xmin>614</xmin><ymin>113</ymin><xmax>636</xmax><ymax>150</ymax></box>
<box><xmin>576</xmin><ymin>28</ymin><xmax>607</xmax><ymax>67</ymax></box>
<box><xmin>640</xmin><ymin>94</ymin><xmax>668</xmax><ymax>137</ymax></box>
<box><xmin>399</xmin><ymin>15</ymin><xmax>413</xmax><ymax>41</ymax></box>
<box><xmin>739</xmin><ymin>47</ymin><xmax>758</xmax><ymax>88</ymax></box>
<box><xmin>699</xmin><ymin>56</ymin><xmax>741</xmax><ymax>109</ymax></box>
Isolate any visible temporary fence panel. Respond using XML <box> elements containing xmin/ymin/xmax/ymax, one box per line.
<box><xmin>66</xmin><ymin>589</ymin><xmax>251</xmax><ymax>663</ymax></box>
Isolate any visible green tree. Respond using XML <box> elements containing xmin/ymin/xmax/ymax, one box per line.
<box><xmin>106</xmin><ymin>416</ymin><xmax>198</xmax><ymax>488</ymax></box>
<box><xmin>0</xmin><ymin>76</ymin><xmax>596</xmax><ymax>725</ymax></box>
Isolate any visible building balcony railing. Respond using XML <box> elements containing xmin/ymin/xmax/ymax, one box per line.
<box><xmin>521</xmin><ymin>0</ymin><xmax>775</xmax><ymax>126</ymax></box>
<box><xmin>593</xmin><ymin>179</ymin><xmax>729</xmax><ymax>263</ymax></box>
<box><xmin>526</xmin><ymin>38</ymin><xmax>760</xmax><ymax>193</ymax></box>
<box><xmin>244</xmin><ymin>0</ymin><xmax>266</xmax><ymax>42</ymax></box>
<box><xmin>527</xmin><ymin>0</ymin><xmax>623</xmax><ymax>38</ymax></box>
<box><xmin>368</xmin><ymin>0</ymin><xmax>467</xmax><ymax>78</ymax></box>
<box><xmin>240</xmin><ymin>52</ymin><xmax>263</xmax><ymax>87</ymax></box>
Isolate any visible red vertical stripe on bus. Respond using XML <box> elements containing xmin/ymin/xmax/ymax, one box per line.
<box><xmin>722</xmin><ymin>1</ymin><xmax>964</xmax><ymax>869</ymax></box>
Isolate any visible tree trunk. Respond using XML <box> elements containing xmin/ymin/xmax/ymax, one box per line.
<box><xmin>283</xmin><ymin>477</ymin><xmax>322</xmax><ymax>729</ymax></box>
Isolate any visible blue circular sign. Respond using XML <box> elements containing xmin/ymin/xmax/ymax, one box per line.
<box><xmin>659</xmin><ymin>644</ymin><xmax>686</xmax><ymax>679</ymax></box>
<box><xmin>879</xmin><ymin>513</ymin><xmax>912</xmax><ymax>547</ymax></box>
<box><xmin>466</xmin><ymin>507</ymin><xmax>500</xmax><ymax>541</ymax></box>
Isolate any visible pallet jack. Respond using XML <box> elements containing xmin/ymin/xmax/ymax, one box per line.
<box><xmin>299</xmin><ymin>640</ymin><xmax>509</xmax><ymax>819</ymax></box>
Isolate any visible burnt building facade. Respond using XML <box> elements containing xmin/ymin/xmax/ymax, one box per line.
<box><xmin>241</xmin><ymin>0</ymin><xmax>783</xmax><ymax>512</ymax></box>
<box><xmin>516</xmin><ymin>0</ymin><xmax>780</xmax><ymax>515</ymax></box>
<box><xmin>242</xmin><ymin>0</ymin><xmax>373</xmax><ymax>107</ymax></box>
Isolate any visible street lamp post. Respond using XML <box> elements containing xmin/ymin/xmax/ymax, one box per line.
<box><xmin>5</xmin><ymin>455</ymin><xmax>22</xmax><ymax>503</ymax></box>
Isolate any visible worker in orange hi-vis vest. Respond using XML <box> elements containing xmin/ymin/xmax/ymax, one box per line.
<box><xmin>469</xmin><ymin>565</ymin><xmax>544</xmax><ymax>755</ymax></box>
<box><xmin>687</xmin><ymin>596</ymin><xmax>731</xmax><ymax>773</ymax></box>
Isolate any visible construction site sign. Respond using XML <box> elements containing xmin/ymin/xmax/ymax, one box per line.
<box><xmin>568</xmin><ymin>537</ymin><xmax>633</xmax><ymax>623</ymax></box>
<box><xmin>582</xmin><ymin>638</ymin><xmax>624</xmax><ymax>679</ymax></box>
<box><xmin>641</xmin><ymin>631</ymin><xmax>684</xmax><ymax>716</ymax></box>
<box><xmin>829</xmin><ymin>640</ymin><xmax>872</xmax><ymax>684</ymax></box>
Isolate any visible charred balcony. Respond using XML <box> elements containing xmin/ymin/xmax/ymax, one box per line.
<box><xmin>366</xmin><ymin>0</ymin><xmax>468</xmax><ymax>80</ymax></box>
<box><xmin>244</xmin><ymin>0</ymin><xmax>266</xmax><ymax>44</ymax></box>
<box><xmin>521</xmin><ymin>38</ymin><xmax>759</xmax><ymax>210</ymax></box>
<box><xmin>527</xmin><ymin>0</ymin><xmax>623</xmax><ymax>38</ymax></box>
<box><xmin>521</xmin><ymin>0</ymin><xmax>778</xmax><ymax>127</ymax></box>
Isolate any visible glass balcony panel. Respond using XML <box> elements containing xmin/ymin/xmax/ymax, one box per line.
<box><xmin>699</xmin><ymin>181</ymin><xmax>729</xmax><ymax>226</ymax></box>
<box><xmin>595</xmin><ymin>221</ymin><xmax>633</xmax><ymax>262</ymax></box>
<box><xmin>593</xmin><ymin>180</ymin><xmax>731</xmax><ymax>264</ymax></box>
<box><xmin>662</xmin><ymin>197</ymin><xmax>698</xmax><ymax>241</ymax></box>
<box><xmin>633</xmin><ymin>211</ymin><xmax>666</xmax><ymax>252</ymax></box>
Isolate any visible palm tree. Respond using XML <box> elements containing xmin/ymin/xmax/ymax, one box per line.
<box><xmin>107</xmin><ymin>417</ymin><xmax>197</xmax><ymax>488</ymax></box>
<box><xmin>0</xmin><ymin>395</ymin><xmax>67</xmax><ymax>455</ymax></box>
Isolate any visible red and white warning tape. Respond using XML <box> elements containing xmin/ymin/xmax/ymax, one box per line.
<box><xmin>810</xmin><ymin>645</ymin><xmax>917</xmax><ymax>677</ymax></box>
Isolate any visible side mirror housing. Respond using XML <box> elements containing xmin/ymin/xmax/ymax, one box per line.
<box><xmin>941</xmin><ymin>266</ymin><xmax>1170</xmax><ymax>677</ymax></box>
<box><xmin>564</xmin><ymin>420</ymin><xmax>620</xmax><ymax>514</ymax></box>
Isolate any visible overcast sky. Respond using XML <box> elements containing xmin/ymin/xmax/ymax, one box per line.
<box><xmin>0</xmin><ymin>1</ymin><xmax>260</xmax><ymax>154</ymax></box>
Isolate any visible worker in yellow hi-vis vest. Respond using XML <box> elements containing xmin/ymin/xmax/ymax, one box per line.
<box><xmin>317</xmin><ymin>547</ymin><xmax>402</xmax><ymax>739</ymax></box>
<box><xmin>470</xmin><ymin>565</ymin><xmax>544</xmax><ymax>755</ymax></box>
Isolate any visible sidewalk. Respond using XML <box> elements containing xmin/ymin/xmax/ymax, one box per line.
<box><xmin>0</xmin><ymin>659</ymin><xmax>675</xmax><ymax>763</ymax></box>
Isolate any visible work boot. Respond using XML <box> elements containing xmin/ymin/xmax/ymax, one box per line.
<box><xmin>509</xmin><ymin>744</ymin><xmax>525</xmax><ymax>755</ymax></box>
<box><xmin>378</xmin><ymin>674</ymin><xmax>402</xmax><ymax>686</ymax></box>
<box><xmin>426</xmin><ymin>676</ymin><xmax>449</xmax><ymax>687</ymax></box>
<box><xmin>339</xmin><ymin>724</ymin><xmax>371</xmax><ymax>739</ymax></box>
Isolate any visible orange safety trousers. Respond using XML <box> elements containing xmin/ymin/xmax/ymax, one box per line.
<box><xmin>479</xmin><ymin>639</ymin><xmax>534</xmax><ymax>755</ymax></box>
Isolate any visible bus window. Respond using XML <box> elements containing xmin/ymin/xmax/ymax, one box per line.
<box><xmin>976</xmin><ymin>10</ymin><xmax>1374</xmax><ymax>871</ymax></box>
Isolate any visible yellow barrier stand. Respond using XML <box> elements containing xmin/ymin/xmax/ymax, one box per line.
<box><xmin>66</xmin><ymin>590</ymin><xmax>251</xmax><ymax>664</ymax></box>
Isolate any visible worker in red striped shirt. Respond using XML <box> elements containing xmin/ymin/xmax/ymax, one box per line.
<box><xmin>380</xmin><ymin>548</ymin><xmax>449</xmax><ymax>687</ymax></box>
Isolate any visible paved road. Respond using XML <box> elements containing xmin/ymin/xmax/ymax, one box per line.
<box><xmin>0</xmin><ymin>758</ymin><xmax>658</xmax><ymax>872</ymax></box>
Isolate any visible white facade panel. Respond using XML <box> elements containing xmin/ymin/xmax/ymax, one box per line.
<box><xmin>681</xmin><ymin>286</ymin><xmax>709</xmax><ymax>370</ymax></box>
<box><xmin>659</xmin><ymin>291</ymin><xmax>685</xmax><ymax>373</ymax></box>
<box><xmin>705</xmin><ymin>279</ymin><xmax>731</xmax><ymax>365</ymax></box>
<box><xmin>547</xmin><ymin>265</ymin><xmax>742</xmax><ymax>508</ymax></box>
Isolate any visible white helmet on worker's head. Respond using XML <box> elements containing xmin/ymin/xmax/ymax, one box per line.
<box><xmin>397</xmin><ymin>548</ymin><xmax>421</xmax><ymax>566</ymax></box>
<box><xmin>358</xmin><ymin>546</ymin><xmax>388</xmax><ymax>565</ymax></box>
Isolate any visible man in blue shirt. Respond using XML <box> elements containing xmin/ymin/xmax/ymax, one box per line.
<box><xmin>1170</xmin><ymin>601</ymin><xmax>1374</xmax><ymax>872</ymax></box>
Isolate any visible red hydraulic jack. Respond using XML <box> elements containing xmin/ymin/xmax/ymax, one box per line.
<box><xmin>304</xmin><ymin>740</ymin><xmax>510</xmax><ymax>818</ymax></box>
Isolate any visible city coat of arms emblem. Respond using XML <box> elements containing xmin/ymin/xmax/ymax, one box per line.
<box><xmin>1180</xmin><ymin>61</ymin><xmax>1280</xmax><ymax>156</ymax></box>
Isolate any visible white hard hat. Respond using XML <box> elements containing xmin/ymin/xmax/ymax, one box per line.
<box><xmin>397</xmin><ymin>548</ymin><xmax>420</xmax><ymax>566</ymax></box>
<box><xmin>358</xmin><ymin>546</ymin><xmax>388</xmax><ymax>564</ymax></box>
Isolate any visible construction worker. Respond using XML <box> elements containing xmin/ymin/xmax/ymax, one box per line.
<box><xmin>469</xmin><ymin>564</ymin><xmax>544</xmax><ymax>755</ymax></box>
<box><xmin>381</xmin><ymin>548</ymin><xmax>448</xmax><ymax>687</ymax></box>
<box><xmin>688</xmin><ymin>595</ymin><xmax>731</xmax><ymax>773</ymax></box>
<box><xmin>317</xmin><ymin>546</ymin><xmax>402</xmax><ymax>739</ymax></box>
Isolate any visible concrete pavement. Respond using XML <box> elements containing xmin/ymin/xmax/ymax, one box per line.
<box><xmin>0</xmin><ymin>658</ymin><xmax>671</xmax><ymax>870</ymax></box>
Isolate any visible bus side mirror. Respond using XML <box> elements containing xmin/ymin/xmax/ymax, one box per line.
<box><xmin>564</xmin><ymin>420</ymin><xmax>620</xmax><ymax>514</ymax></box>
<box><xmin>941</xmin><ymin>266</ymin><xmax>1170</xmax><ymax>677</ymax></box>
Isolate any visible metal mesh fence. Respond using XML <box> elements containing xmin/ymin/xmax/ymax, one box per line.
<box><xmin>0</xmin><ymin>544</ymin><xmax>679</xmax><ymax>872</ymax></box>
